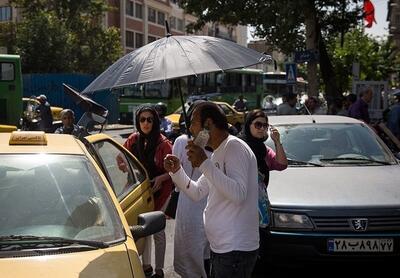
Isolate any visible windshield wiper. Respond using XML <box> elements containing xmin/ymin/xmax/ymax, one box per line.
<box><xmin>319</xmin><ymin>157</ymin><xmax>391</xmax><ymax>165</ymax></box>
<box><xmin>287</xmin><ymin>159</ymin><xmax>323</xmax><ymax>167</ymax></box>
<box><xmin>0</xmin><ymin>235</ymin><xmax>109</xmax><ymax>249</ymax></box>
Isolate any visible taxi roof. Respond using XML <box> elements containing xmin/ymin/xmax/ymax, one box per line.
<box><xmin>0</xmin><ymin>132</ymin><xmax>86</xmax><ymax>154</ymax></box>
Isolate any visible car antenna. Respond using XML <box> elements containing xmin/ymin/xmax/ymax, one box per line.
<box><xmin>303</xmin><ymin>100</ymin><xmax>316</xmax><ymax>123</ymax></box>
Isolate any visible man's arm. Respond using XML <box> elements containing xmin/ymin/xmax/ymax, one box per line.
<box><xmin>170</xmin><ymin>166</ymin><xmax>209</xmax><ymax>202</ymax></box>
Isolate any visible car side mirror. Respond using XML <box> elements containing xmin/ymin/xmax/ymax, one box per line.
<box><xmin>130</xmin><ymin>211</ymin><xmax>166</xmax><ymax>241</ymax></box>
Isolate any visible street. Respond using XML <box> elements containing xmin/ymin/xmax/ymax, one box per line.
<box><xmin>105</xmin><ymin>126</ymin><xmax>397</xmax><ymax>278</ymax></box>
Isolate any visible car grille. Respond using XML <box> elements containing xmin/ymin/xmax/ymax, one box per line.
<box><xmin>312</xmin><ymin>215</ymin><xmax>400</xmax><ymax>232</ymax></box>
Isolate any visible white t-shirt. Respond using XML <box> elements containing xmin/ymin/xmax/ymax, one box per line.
<box><xmin>170</xmin><ymin>135</ymin><xmax>259</xmax><ymax>253</ymax></box>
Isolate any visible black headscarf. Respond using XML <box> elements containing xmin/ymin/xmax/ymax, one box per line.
<box><xmin>239</xmin><ymin>110</ymin><xmax>269</xmax><ymax>186</ymax></box>
<box><xmin>132</xmin><ymin>105</ymin><xmax>161</xmax><ymax>179</ymax></box>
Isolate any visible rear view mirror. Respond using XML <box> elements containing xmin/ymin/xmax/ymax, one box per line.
<box><xmin>130</xmin><ymin>211</ymin><xmax>166</xmax><ymax>241</ymax></box>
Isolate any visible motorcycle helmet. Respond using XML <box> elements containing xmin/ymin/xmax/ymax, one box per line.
<box><xmin>155</xmin><ymin>102</ymin><xmax>167</xmax><ymax>117</ymax></box>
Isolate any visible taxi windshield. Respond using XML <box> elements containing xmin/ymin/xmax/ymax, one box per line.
<box><xmin>0</xmin><ymin>154</ymin><xmax>125</xmax><ymax>244</ymax></box>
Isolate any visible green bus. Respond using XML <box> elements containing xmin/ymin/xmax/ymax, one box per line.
<box><xmin>0</xmin><ymin>54</ymin><xmax>23</xmax><ymax>131</ymax></box>
<box><xmin>187</xmin><ymin>68</ymin><xmax>264</xmax><ymax>109</ymax></box>
<box><xmin>116</xmin><ymin>68</ymin><xmax>265</xmax><ymax>124</ymax></box>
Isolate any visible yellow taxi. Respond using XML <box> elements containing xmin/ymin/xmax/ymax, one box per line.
<box><xmin>166</xmin><ymin>101</ymin><xmax>245</xmax><ymax>132</ymax></box>
<box><xmin>0</xmin><ymin>131</ymin><xmax>164</xmax><ymax>278</ymax></box>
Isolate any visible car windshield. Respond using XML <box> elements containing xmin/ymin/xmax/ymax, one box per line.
<box><xmin>0</xmin><ymin>154</ymin><xmax>125</xmax><ymax>245</ymax></box>
<box><xmin>265</xmin><ymin>123</ymin><xmax>397</xmax><ymax>166</ymax></box>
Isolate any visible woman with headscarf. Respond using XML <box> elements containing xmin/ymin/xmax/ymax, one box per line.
<box><xmin>123</xmin><ymin>105</ymin><xmax>173</xmax><ymax>278</ymax></box>
<box><xmin>239</xmin><ymin>110</ymin><xmax>288</xmax><ymax>225</ymax></box>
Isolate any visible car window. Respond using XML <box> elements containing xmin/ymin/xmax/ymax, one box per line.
<box><xmin>266</xmin><ymin>123</ymin><xmax>396</xmax><ymax>165</ymax></box>
<box><xmin>219</xmin><ymin>104</ymin><xmax>233</xmax><ymax>115</ymax></box>
<box><xmin>92</xmin><ymin>140</ymin><xmax>146</xmax><ymax>200</ymax></box>
<box><xmin>0</xmin><ymin>154</ymin><xmax>125</xmax><ymax>243</ymax></box>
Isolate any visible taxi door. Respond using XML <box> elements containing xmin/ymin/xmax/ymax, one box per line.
<box><xmin>84</xmin><ymin>134</ymin><xmax>154</xmax><ymax>253</ymax></box>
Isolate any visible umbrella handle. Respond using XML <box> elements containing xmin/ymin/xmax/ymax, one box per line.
<box><xmin>175</xmin><ymin>79</ymin><xmax>190</xmax><ymax>138</ymax></box>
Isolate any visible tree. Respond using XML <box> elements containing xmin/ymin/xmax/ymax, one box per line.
<box><xmin>181</xmin><ymin>0</ymin><xmax>362</xmax><ymax>104</ymax></box>
<box><xmin>328</xmin><ymin>29</ymin><xmax>400</xmax><ymax>92</ymax></box>
<box><xmin>10</xmin><ymin>0</ymin><xmax>122</xmax><ymax>74</ymax></box>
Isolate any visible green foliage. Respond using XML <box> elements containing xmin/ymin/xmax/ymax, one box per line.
<box><xmin>9</xmin><ymin>0</ymin><xmax>122</xmax><ymax>74</ymax></box>
<box><xmin>328</xmin><ymin>29</ymin><xmax>399</xmax><ymax>92</ymax></box>
<box><xmin>0</xmin><ymin>22</ymin><xmax>17</xmax><ymax>53</ymax></box>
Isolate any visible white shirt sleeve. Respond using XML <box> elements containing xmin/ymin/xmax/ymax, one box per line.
<box><xmin>198</xmin><ymin>140</ymin><xmax>250</xmax><ymax>204</ymax></box>
<box><xmin>170</xmin><ymin>167</ymin><xmax>209</xmax><ymax>202</ymax></box>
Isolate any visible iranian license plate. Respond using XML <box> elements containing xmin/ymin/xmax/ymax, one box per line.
<box><xmin>328</xmin><ymin>238</ymin><xmax>394</xmax><ymax>252</ymax></box>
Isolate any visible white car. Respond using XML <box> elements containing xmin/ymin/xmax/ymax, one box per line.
<box><xmin>262</xmin><ymin>115</ymin><xmax>400</xmax><ymax>263</ymax></box>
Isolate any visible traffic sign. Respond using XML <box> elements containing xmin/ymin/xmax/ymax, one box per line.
<box><xmin>285</xmin><ymin>63</ymin><xmax>297</xmax><ymax>84</ymax></box>
<box><xmin>294</xmin><ymin>49</ymin><xmax>319</xmax><ymax>63</ymax></box>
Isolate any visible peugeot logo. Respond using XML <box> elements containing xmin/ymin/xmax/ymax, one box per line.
<box><xmin>349</xmin><ymin>218</ymin><xmax>368</xmax><ymax>231</ymax></box>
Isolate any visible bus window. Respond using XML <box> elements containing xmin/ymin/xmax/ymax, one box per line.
<box><xmin>0</xmin><ymin>62</ymin><xmax>14</xmax><ymax>81</ymax></box>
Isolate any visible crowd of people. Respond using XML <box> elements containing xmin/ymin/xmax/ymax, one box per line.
<box><xmin>118</xmin><ymin>100</ymin><xmax>288</xmax><ymax>278</ymax></box>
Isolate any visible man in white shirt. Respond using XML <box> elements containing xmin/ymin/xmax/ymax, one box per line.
<box><xmin>164</xmin><ymin>102</ymin><xmax>259</xmax><ymax>278</ymax></box>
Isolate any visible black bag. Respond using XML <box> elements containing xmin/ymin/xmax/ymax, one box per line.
<box><xmin>164</xmin><ymin>189</ymin><xmax>179</xmax><ymax>219</ymax></box>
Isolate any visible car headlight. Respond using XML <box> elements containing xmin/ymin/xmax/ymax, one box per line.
<box><xmin>272</xmin><ymin>212</ymin><xmax>314</xmax><ymax>229</ymax></box>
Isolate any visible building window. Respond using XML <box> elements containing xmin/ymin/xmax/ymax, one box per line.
<box><xmin>135</xmin><ymin>33</ymin><xmax>144</xmax><ymax>48</ymax></box>
<box><xmin>148</xmin><ymin>36</ymin><xmax>157</xmax><ymax>43</ymax></box>
<box><xmin>169</xmin><ymin>16</ymin><xmax>176</xmax><ymax>29</ymax></box>
<box><xmin>126</xmin><ymin>31</ymin><xmax>134</xmax><ymax>48</ymax></box>
<box><xmin>157</xmin><ymin>11</ymin><xmax>165</xmax><ymax>26</ymax></box>
<box><xmin>148</xmin><ymin>7</ymin><xmax>156</xmax><ymax>23</ymax></box>
<box><xmin>0</xmin><ymin>6</ymin><xmax>12</xmax><ymax>22</ymax></box>
<box><xmin>135</xmin><ymin>3</ymin><xmax>143</xmax><ymax>19</ymax></box>
<box><xmin>177</xmin><ymin>18</ymin><xmax>184</xmax><ymax>32</ymax></box>
<box><xmin>126</xmin><ymin>0</ymin><xmax>134</xmax><ymax>16</ymax></box>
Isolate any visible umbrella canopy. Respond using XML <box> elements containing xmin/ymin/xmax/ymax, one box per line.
<box><xmin>82</xmin><ymin>35</ymin><xmax>271</xmax><ymax>94</ymax></box>
<box><xmin>63</xmin><ymin>84</ymin><xmax>108</xmax><ymax>117</ymax></box>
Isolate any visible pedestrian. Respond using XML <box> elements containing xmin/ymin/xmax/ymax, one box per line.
<box><xmin>123</xmin><ymin>105</ymin><xmax>173</xmax><ymax>278</ymax></box>
<box><xmin>164</xmin><ymin>101</ymin><xmax>259</xmax><ymax>278</ymax></box>
<box><xmin>54</xmin><ymin>109</ymin><xmax>83</xmax><ymax>138</ymax></box>
<box><xmin>35</xmin><ymin>94</ymin><xmax>53</xmax><ymax>133</ymax></box>
<box><xmin>348</xmin><ymin>87</ymin><xmax>373</xmax><ymax>124</ymax></box>
<box><xmin>277</xmin><ymin>92</ymin><xmax>297</xmax><ymax>115</ymax></box>
<box><xmin>173</xmin><ymin>110</ymin><xmax>211</xmax><ymax>277</ymax></box>
<box><xmin>239</xmin><ymin>110</ymin><xmax>288</xmax><ymax>190</ymax></box>
<box><xmin>304</xmin><ymin>96</ymin><xmax>325</xmax><ymax>115</ymax></box>
<box><xmin>387</xmin><ymin>91</ymin><xmax>400</xmax><ymax>140</ymax></box>
<box><xmin>238</xmin><ymin>110</ymin><xmax>287</xmax><ymax>262</ymax></box>
<box><xmin>232</xmin><ymin>95</ymin><xmax>248</xmax><ymax>112</ymax></box>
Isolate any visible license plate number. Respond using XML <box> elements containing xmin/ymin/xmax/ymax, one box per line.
<box><xmin>328</xmin><ymin>238</ymin><xmax>393</xmax><ymax>252</ymax></box>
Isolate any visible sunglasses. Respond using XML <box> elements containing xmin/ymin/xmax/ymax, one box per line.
<box><xmin>139</xmin><ymin>117</ymin><xmax>154</xmax><ymax>123</ymax></box>
<box><xmin>253</xmin><ymin>121</ymin><xmax>269</xmax><ymax>130</ymax></box>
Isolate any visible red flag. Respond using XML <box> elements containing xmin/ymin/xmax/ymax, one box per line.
<box><xmin>363</xmin><ymin>0</ymin><xmax>377</xmax><ymax>28</ymax></box>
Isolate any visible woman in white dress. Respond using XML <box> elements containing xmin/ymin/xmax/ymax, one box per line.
<box><xmin>173</xmin><ymin>133</ymin><xmax>211</xmax><ymax>278</ymax></box>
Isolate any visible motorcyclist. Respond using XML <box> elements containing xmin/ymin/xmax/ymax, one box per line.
<box><xmin>155</xmin><ymin>102</ymin><xmax>173</xmax><ymax>138</ymax></box>
<box><xmin>35</xmin><ymin>94</ymin><xmax>54</xmax><ymax>133</ymax></box>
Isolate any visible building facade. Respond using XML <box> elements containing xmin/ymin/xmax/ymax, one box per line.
<box><xmin>388</xmin><ymin>0</ymin><xmax>400</xmax><ymax>49</ymax></box>
<box><xmin>0</xmin><ymin>0</ymin><xmax>247</xmax><ymax>54</ymax></box>
<box><xmin>107</xmin><ymin>0</ymin><xmax>247</xmax><ymax>54</ymax></box>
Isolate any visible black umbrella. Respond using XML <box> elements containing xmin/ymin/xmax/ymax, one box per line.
<box><xmin>83</xmin><ymin>22</ymin><xmax>271</xmax><ymax>129</ymax></box>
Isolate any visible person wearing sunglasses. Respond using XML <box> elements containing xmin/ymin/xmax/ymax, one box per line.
<box><xmin>122</xmin><ymin>105</ymin><xmax>173</xmax><ymax>278</ymax></box>
<box><xmin>239</xmin><ymin>109</ymin><xmax>288</xmax><ymax>188</ymax></box>
<box><xmin>238</xmin><ymin>110</ymin><xmax>287</xmax><ymax>265</ymax></box>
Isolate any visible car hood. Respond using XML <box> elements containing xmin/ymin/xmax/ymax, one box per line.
<box><xmin>268</xmin><ymin>165</ymin><xmax>400</xmax><ymax>208</ymax></box>
<box><xmin>0</xmin><ymin>244</ymin><xmax>134</xmax><ymax>278</ymax></box>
